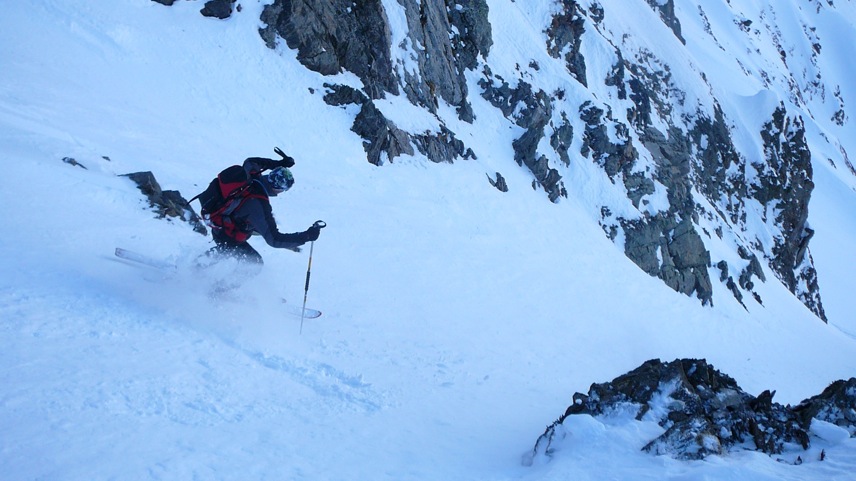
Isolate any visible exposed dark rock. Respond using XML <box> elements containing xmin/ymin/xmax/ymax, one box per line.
<box><xmin>150</xmin><ymin>0</ymin><xmax>175</xmax><ymax>5</ymax></box>
<box><xmin>351</xmin><ymin>101</ymin><xmax>414</xmax><ymax>166</ymax></box>
<box><xmin>624</xmin><ymin>173</ymin><xmax>655</xmax><ymax>208</ymax></box>
<box><xmin>622</xmin><ymin>214</ymin><xmax>712</xmax><ymax>303</ymax></box>
<box><xmin>530</xmin><ymin>359</ymin><xmax>852</xmax><ymax>463</ymax></box>
<box><xmin>717</xmin><ymin>261</ymin><xmax>746</xmax><ymax>306</ymax></box>
<box><xmin>549</xmin><ymin>113</ymin><xmax>574</xmax><ymax>166</ymax></box>
<box><xmin>605</xmin><ymin>48</ymin><xmax>627</xmax><ymax>99</ymax></box>
<box><xmin>579</xmin><ymin>102</ymin><xmax>637</xmax><ymax>179</ymax></box>
<box><xmin>479</xmin><ymin>71</ymin><xmax>526</xmax><ymax>117</ymax></box>
<box><xmin>393</xmin><ymin>0</ymin><xmax>490</xmax><ymax>121</ymax></box>
<box><xmin>832</xmin><ymin>86</ymin><xmax>847</xmax><ymax>126</ymax></box>
<box><xmin>122</xmin><ymin>171</ymin><xmax>207</xmax><ymax>235</ymax></box>
<box><xmin>480</xmin><ymin>70</ymin><xmax>566</xmax><ymax>202</ymax></box>
<box><xmin>446</xmin><ymin>0</ymin><xmax>492</xmax><ymax>71</ymax></box>
<box><xmin>642</xmin><ymin>127</ymin><xmax>692</xmax><ymax>212</ymax></box>
<box><xmin>62</xmin><ymin>156</ymin><xmax>87</xmax><ymax>170</ymax></box>
<box><xmin>413</xmin><ymin>125</ymin><xmax>475</xmax><ymax>164</ymax></box>
<box><xmin>260</xmin><ymin>0</ymin><xmax>488</xmax><ymax>123</ymax></box>
<box><xmin>323</xmin><ymin>83</ymin><xmax>472</xmax><ymax>165</ymax></box>
<box><xmin>586</xmin><ymin>1</ymin><xmax>605</xmax><ymax>24</ymax></box>
<box><xmin>690</xmin><ymin>103</ymin><xmax>746</xmax><ymax>225</ymax></box>
<box><xmin>626</xmin><ymin>53</ymin><xmax>681</xmax><ymax>126</ymax></box>
<box><xmin>621</xmin><ymin>215</ymin><xmax>666</xmax><ymax>276</ymax></box>
<box><xmin>612</xmin><ymin>126</ymin><xmax>712</xmax><ymax>304</ymax></box>
<box><xmin>546</xmin><ymin>0</ymin><xmax>587</xmax><ymax>86</ymax></box>
<box><xmin>793</xmin><ymin>378</ymin><xmax>856</xmax><ymax>434</ymax></box>
<box><xmin>737</xmin><ymin>246</ymin><xmax>766</xmax><ymax>288</ymax></box>
<box><xmin>487</xmin><ymin>172</ymin><xmax>508</xmax><ymax>192</ymax></box>
<box><xmin>645</xmin><ymin>0</ymin><xmax>685</xmax><ymax>44</ymax></box>
<box><xmin>265</xmin><ymin>2</ymin><xmax>481</xmax><ymax>164</ymax></box>
<box><xmin>628</xmin><ymin>77</ymin><xmax>652</xmax><ymax>131</ymax></box>
<box><xmin>580</xmin><ymin>94</ymin><xmax>655</xmax><ymax>212</ymax></box>
<box><xmin>709</xmin><ymin>248</ymin><xmax>765</xmax><ymax>307</ymax></box>
<box><xmin>445</xmin><ymin>0</ymin><xmax>492</xmax><ymax>122</ymax></box>
<box><xmin>754</xmin><ymin>104</ymin><xmax>825</xmax><ymax>321</ymax></box>
<box><xmin>397</xmin><ymin>0</ymin><xmax>464</xmax><ymax>112</ymax></box>
<box><xmin>322</xmin><ymin>83</ymin><xmax>370</xmax><ymax>107</ymax></box>
<box><xmin>795</xmin><ymin>227</ymin><xmax>815</xmax><ymax>268</ymax></box>
<box><xmin>200</xmin><ymin>0</ymin><xmax>235</xmax><ymax>19</ymax></box>
<box><xmin>665</xmin><ymin>220</ymin><xmax>712</xmax><ymax>296</ymax></box>
<box><xmin>259</xmin><ymin>0</ymin><xmax>397</xmax><ymax>100</ymax></box>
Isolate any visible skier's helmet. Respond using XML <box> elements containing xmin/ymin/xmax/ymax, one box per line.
<box><xmin>266</xmin><ymin>167</ymin><xmax>294</xmax><ymax>193</ymax></box>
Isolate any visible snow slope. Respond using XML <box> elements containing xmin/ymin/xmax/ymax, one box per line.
<box><xmin>1</xmin><ymin>1</ymin><xmax>855</xmax><ymax>480</ymax></box>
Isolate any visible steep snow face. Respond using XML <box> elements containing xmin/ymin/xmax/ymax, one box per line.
<box><xmin>1</xmin><ymin>1</ymin><xmax>855</xmax><ymax>481</ymax></box>
<box><xmin>251</xmin><ymin>0</ymin><xmax>856</xmax><ymax>321</ymax></box>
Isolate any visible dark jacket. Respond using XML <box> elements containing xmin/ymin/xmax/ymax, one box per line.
<box><xmin>224</xmin><ymin>158</ymin><xmax>305</xmax><ymax>250</ymax></box>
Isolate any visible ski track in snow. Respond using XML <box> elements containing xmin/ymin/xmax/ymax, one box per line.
<box><xmin>230</xmin><ymin>345</ymin><xmax>383</xmax><ymax>414</ymax></box>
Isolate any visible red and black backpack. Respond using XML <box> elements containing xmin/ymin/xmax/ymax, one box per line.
<box><xmin>190</xmin><ymin>165</ymin><xmax>267</xmax><ymax>242</ymax></box>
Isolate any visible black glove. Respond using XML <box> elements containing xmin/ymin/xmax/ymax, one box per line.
<box><xmin>274</xmin><ymin>147</ymin><xmax>296</xmax><ymax>168</ymax></box>
<box><xmin>302</xmin><ymin>224</ymin><xmax>321</xmax><ymax>242</ymax></box>
<box><xmin>278</xmin><ymin>155</ymin><xmax>295</xmax><ymax>168</ymax></box>
<box><xmin>244</xmin><ymin>157</ymin><xmax>282</xmax><ymax>172</ymax></box>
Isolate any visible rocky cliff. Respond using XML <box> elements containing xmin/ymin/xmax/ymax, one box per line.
<box><xmin>152</xmin><ymin>0</ymin><xmax>856</xmax><ymax>321</ymax></box>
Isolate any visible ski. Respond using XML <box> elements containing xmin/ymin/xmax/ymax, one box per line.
<box><xmin>115</xmin><ymin>247</ymin><xmax>176</xmax><ymax>271</ymax></box>
<box><xmin>281</xmin><ymin>299</ymin><xmax>322</xmax><ymax>319</ymax></box>
<box><xmin>115</xmin><ymin>248</ymin><xmax>322</xmax><ymax>319</ymax></box>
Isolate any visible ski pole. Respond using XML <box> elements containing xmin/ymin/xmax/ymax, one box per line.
<box><xmin>300</xmin><ymin>220</ymin><xmax>326</xmax><ymax>334</ymax></box>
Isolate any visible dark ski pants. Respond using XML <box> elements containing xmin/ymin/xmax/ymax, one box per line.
<box><xmin>200</xmin><ymin>231</ymin><xmax>265</xmax><ymax>295</ymax></box>
<box><xmin>210</xmin><ymin>235</ymin><xmax>264</xmax><ymax>265</ymax></box>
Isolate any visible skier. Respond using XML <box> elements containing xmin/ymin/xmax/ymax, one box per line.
<box><xmin>198</xmin><ymin>154</ymin><xmax>322</xmax><ymax>295</ymax></box>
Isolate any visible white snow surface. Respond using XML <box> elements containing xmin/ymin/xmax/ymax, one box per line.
<box><xmin>1</xmin><ymin>1</ymin><xmax>855</xmax><ymax>480</ymax></box>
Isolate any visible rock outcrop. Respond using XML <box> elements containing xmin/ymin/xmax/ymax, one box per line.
<box><xmin>259</xmin><ymin>0</ymin><xmax>485</xmax><ymax>164</ymax></box>
<box><xmin>480</xmin><ymin>69</ymin><xmax>566</xmax><ymax>201</ymax></box>
<box><xmin>530</xmin><ymin>359</ymin><xmax>855</xmax><ymax>462</ymax></box>
<box><xmin>259</xmin><ymin>0</ymin><xmax>397</xmax><ymax>100</ymax></box>
<box><xmin>755</xmin><ymin>105</ymin><xmax>825</xmax><ymax>320</ymax></box>
<box><xmin>123</xmin><ymin>171</ymin><xmax>207</xmax><ymax>235</ymax></box>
